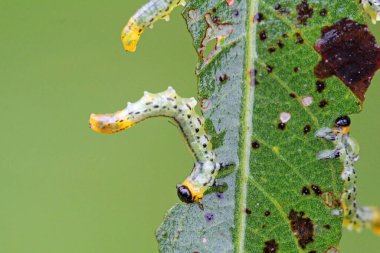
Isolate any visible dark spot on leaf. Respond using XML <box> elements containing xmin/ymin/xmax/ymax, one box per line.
<box><xmin>324</xmin><ymin>224</ymin><xmax>331</xmax><ymax>229</ymax></box>
<box><xmin>255</xmin><ymin>12</ymin><xmax>264</xmax><ymax>22</ymax></box>
<box><xmin>245</xmin><ymin>208</ymin><xmax>252</xmax><ymax>215</ymax></box>
<box><xmin>295</xmin><ymin>32</ymin><xmax>304</xmax><ymax>44</ymax></box>
<box><xmin>260</xmin><ymin>31</ymin><xmax>267</xmax><ymax>40</ymax></box>
<box><xmin>309</xmin><ymin>251</ymin><xmax>317</xmax><ymax>253</ymax></box>
<box><xmin>216</xmin><ymin>192</ymin><xmax>224</xmax><ymax>199</ymax></box>
<box><xmin>282</xmin><ymin>33</ymin><xmax>289</xmax><ymax>38</ymax></box>
<box><xmin>288</xmin><ymin>210</ymin><xmax>315</xmax><ymax>249</ymax></box>
<box><xmin>289</xmin><ymin>93</ymin><xmax>297</xmax><ymax>98</ymax></box>
<box><xmin>274</xmin><ymin>3</ymin><xmax>281</xmax><ymax>10</ymax></box>
<box><xmin>294</xmin><ymin>67</ymin><xmax>300</xmax><ymax>72</ymax></box>
<box><xmin>319</xmin><ymin>99</ymin><xmax>328</xmax><ymax>108</ymax></box>
<box><xmin>266</xmin><ymin>65</ymin><xmax>274</xmax><ymax>73</ymax></box>
<box><xmin>316</xmin><ymin>80</ymin><xmax>326</xmax><ymax>92</ymax></box>
<box><xmin>233</xmin><ymin>10</ymin><xmax>239</xmax><ymax>17</ymax></box>
<box><xmin>311</xmin><ymin>184</ymin><xmax>322</xmax><ymax>195</ymax></box>
<box><xmin>302</xmin><ymin>186</ymin><xmax>311</xmax><ymax>195</ymax></box>
<box><xmin>263</xmin><ymin>239</ymin><xmax>279</xmax><ymax>253</ymax></box>
<box><xmin>296</xmin><ymin>0</ymin><xmax>314</xmax><ymax>25</ymax></box>
<box><xmin>204</xmin><ymin>212</ymin><xmax>214</xmax><ymax>222</ymax></box>
<box><xmin>265</xmin><ymin>210</ymin><xmax>271</xmax><ymax>216</ymax></box>
<box><xmin>303</xmin><ymin>125</ymin><xmax>311</xmax><ymax>134</ymax></box>
<box><xmin>278</xmin><ymin>122</ymin><xmax>286</xmax><ymax>130</ymax></box>
<box><xmin>314</xmin><ymin>19</ymin><xmax>380</xmax><ymax>101</ymax></box>
<box><xmin>252</xmin><ymin>141</ymin><xmax>261</xmax><ymax>149</ymax></box>
<box><xmin>277</xmin><ymin>40</ymin><xmax>285</xmax><ymax>48</ymax></box>
<box><xmin>219</xmin><ymin>74</ymin><xmax>229</xmax><ymax>82</ymax></box>
<box><xmin>268</xmin><ymin>46</ymin><xmax>276</xmax><ymax>53</ymax></box>
<box><xmin>320</xmin><ymin>8</ymin><xmax>328</xmax><ymax>17</ymax></box>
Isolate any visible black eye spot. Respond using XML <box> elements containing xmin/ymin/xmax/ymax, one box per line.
<box><xmin>177</xmin><ymin>185</ymin><xmax>193</xmax><ymax>203</ymax></box>
<box><xmin>335</xmin><ymin>115</ymin><xmax>351</xmax><ymax>127</ymax></box>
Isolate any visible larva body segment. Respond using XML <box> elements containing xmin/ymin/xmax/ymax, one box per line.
<box><xmin>316</xmin><ymin>116</ymin><xmax>380</xmax><ymax>234</ymax></box>
<box><xmin>362</xmin><ymin>0</ymin><xmax>380</xmax><ymax>24</ymax></box>
<box><xmin>121</xmin><ymin>0</ymin><xmax>186</xmax><ymax>52</ymax></box>
<box><xmin>89</xmin><ymin>87</ymin><xmax>221</xmax><ymax>206</ymax></box>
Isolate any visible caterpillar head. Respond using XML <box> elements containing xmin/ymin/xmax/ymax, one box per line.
<box><xmin>176</xmin><ymin>181</ymin><xmax>204</xmax><ymax>207</ymax></box>
<box><xmin>334</xmin><ymin>115</ymin><xmax>351</xmax><ymax>134</ymax></box>
<box><xmin>89</xmin><ymin>113</ymin><xmax>134</xmax><ymax>134</ymax></box>
<box><xmin>121</xmin><ymin>21</ymin><xmax>141</xmax><ymax>52</ymax></box>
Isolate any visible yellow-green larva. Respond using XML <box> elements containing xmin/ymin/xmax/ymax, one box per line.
<box><xmin>121</xmin><ymin>0</ymin><xmax>186</xmax><ymax>52</ymax></box>
<box><xmin>316</xmin><ymin>116</ymin><xmax>380</xmax><ymax>235</ymax></box>
<box><xmin>362</xmin><ymin>0</ymin><xmax>380</xmax><ymax>24</ymax></box>
<box><xmin>89</xmin><ymin>87</ymin><xmax>222</xmax><ymax>208</ymax></box>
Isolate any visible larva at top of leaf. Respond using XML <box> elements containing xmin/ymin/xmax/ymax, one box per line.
<box><xmin>89</xmin><ymin>87</ymin><xmax>226</xmax><ymax>208</ymax></box>
<box><xmin>121</xmin><ymin>0</ymin><xmax>186</xmax><ymax>52</ymax></box>
<box><xmin>362</xmin><ymin>0</ymin><xmax>380</xmax><ymax>24</ymax></box>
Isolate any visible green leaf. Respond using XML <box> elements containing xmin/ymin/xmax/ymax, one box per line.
<box><xmin>157</xmin><ymin>0</ymin><xmax>374</xmax><ymax>252</ymax></box>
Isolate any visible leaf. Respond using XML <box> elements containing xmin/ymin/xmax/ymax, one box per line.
<box><xmin>156</xmin><ymin>0</ymin><xmax>378</xmax><ymax>252</ymax></box>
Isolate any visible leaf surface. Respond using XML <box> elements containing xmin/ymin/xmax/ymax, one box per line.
<box><xmin>156</xmin><ymin>1</ymin><xmax>374</xmax><ymax>252</ymax></box>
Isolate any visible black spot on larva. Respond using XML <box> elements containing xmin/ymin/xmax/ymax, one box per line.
<box><xmin>289</xmin><ymin>93</ymin><xmax>296</xmax><ymax>98</ymax></box>
<box><xmin>219</xmin><ymin>74</ymin><xmax>229</xmax><ymax>82</ymax></box>
<box><xmin>295</xmin><ymin>32</ymin><xmax>304</xmax><ymax>44</ymax></box>
<box><xmin>288</xmin><ymin>210</ymin><xmax>315</xmax><ymax>249</ymax></box>
<box><xmin>303</xmin><ymin>125</ymin><xmax>311</xmax><ymax>134</ymax></box>
<box><xmin>314</xmin><ymin>19</ymin><xmax>380</xmax><ymax>101</ymax></box>
<box><xmin>263</xmin><ymin>239</ymin><xmax>279</xmax><ymax>253</ymax></box>
<box><xmin>311</xmin><ymin>185</ymin><xmax>322</xmax><ymax>195</ymax></box>
<box><xmin>293</xmin><ymin>67</ymin><xmax>300</xmax><ymax>73</ymax></box>
<box><xmin>320</xmin><ymin>8</ymin><xmax>327</xmax><ymax>17</ymax></box>
<box><xmin>260</xmin><ymin>31</ymin><xmax>267</xmax><ymax>40</ymax></box>
<box><xmin>316</xmin><ymin>80</ymin><xmax>326</xmax><ymax>92</ymax></box>
<box><xmin>302</xmin><ymin>186</ymin><xmax>311</xmax><ymax>195</ymax></box>
<box><xmin>216</xmin><ymin>192</ymin><xmax>224</xmax><ymax>199</ymax></box>
<box><xmin>245</xmin><ymin>208</ymin><xmax>252</xmax><ymax>215</ymax></box>
<box><xmin>319</xmin><ymin>99</ymin><xmax>328</xmax><ymax>108</ymax></box>
<box><xmin>277</xmin><ymin>40</ymin><xmax>285</xmax><ymax>48</ymax></box>
<box><xmin>296</xmin><ymin>0</ymin><xmax>314</xmax><ymax>25</ymax></box>
<box><xmin>255</xmin><ymin>12</ymin><xmax>264</xmax><ymax>22</ymax></box>
<box><xmin>278</xmin><ymin>122</ymin><xmax>286</xmax><ymax>130</ymax></box>
<box><xmin>324</xmin><ymin>224</ymin><xmax>331</xmax><ymax>229</ymax></box>
<box><xmin>252</xmin><ymin>141</ymin><xmax>261</xmax><ymax>149</ymax></box>
<box><xmin>268</xmin><ymin>46</ymin><xmax>276</xmax><ymax>53</ymax></box>
<box><xmin>266</xmin><ymin>65</ymin><xmax>274</xmax><ymax>73</ymax></box>
<box><xmin>204</xmin><ymin>212</ymin><xmax>215</xmax><ymax>222</ymax></box>
<box><xmin>195</xmin><ymin>128</ymin><xmax>200</xmax><ymax>133</ymax></box>
<box><xmin>265</xmin><ymin>210</ymin><xmax>271</xmax><ymax>216</ymax></box>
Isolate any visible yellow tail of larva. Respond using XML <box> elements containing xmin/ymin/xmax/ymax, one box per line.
<box><xmin>89</xmin><ymin>113</ymin><xmax>136</xmax><ymax>134</ymax></box>
<box><xmin>121</xmin><ymin>19</ymin><xmax>140</xmax><ymax>52</ymax></box>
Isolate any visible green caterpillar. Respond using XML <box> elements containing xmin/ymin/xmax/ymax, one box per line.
<box><xmin>89</xmin><ymin>87</ymin><xmax>223</xmax><ymax>208</ymax></box>
<box><xmin>316</xmin><ymin>116</ymin><xmax>380</xmax><ymax>235</ymax></box>
<box><xmin>121</xmin><ymin>0</ymin><xmax>186</xmax><ymax>52</ymax></box>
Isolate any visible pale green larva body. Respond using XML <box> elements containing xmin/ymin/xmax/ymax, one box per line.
<box><xmin>89</xmin><ymin>87</ymin><xmax>222</xmax><ymax>207</ymax></box>
<box><xmin>316</xmin><ymin>116</ymin><xmax>380</xmax><ymax>235</ymax></box>
<box><xmin>121</xmin><ymin>0</ymin><xmax>186</xmax><ymax>52</ymax></box>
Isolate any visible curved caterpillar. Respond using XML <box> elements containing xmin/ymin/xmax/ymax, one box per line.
<box><xmin>89</xmin><ymin>87</ymin><xmax>222</xmax><ymax>208</ymax></box>
<box><xmin>362</xmin><ymin>0</ymin><xmax>380</xmax><ymax>24</ymax></box>
<box><xmin>121</xmin><ymin>0</ymin><xmax>186</xmax><ymax>52</ymax></box>
<box><xmin>316</xmin><ymin>116</ymin><xmax>380</xmax><ymax>235</ymax></box>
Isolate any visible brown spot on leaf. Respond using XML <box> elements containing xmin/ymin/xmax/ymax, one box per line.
<box><xmin>263</xmin><ymin>239</ymin><xmax>279</xmax><ymax>253</ymax></box>
<box><xmin>296</xmin><ymin>0</ymin><xmax>314</xmax><ymax>25</ymax></box>
<box><xmin>288</xmin><ymin>210</ymin><xmax>315</xmax><ymax>249</ymax></box>
<box><xmin>314</xmin><ymin>19</ymin><xmax>380</xmax><ymax>101</ymax></box>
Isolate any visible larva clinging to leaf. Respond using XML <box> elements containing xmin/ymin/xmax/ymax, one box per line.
<box><xmin>121</xmin><ymin>0</ymin><xmax>186</xmax><ymax>52</ymax></box>
<box><xmin>89</xmin><ymin>87</ymin><xmax>226</xmax><ymax>209</ymax></box>
<box><xmin>316</xmin><ymin>116</ymin><xmax>380</xmax><ymax>235</ymax></box>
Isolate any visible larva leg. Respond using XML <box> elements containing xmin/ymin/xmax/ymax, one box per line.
<box><xmin>362</xmin><ymin>0</ymin><xmax>380</xmax><ymax>24</ymax></box>
<box><xmin>121</xmin><ymin>0</ymin><xmax>186</xmax><ymax>52</ymax></box>
<box><xmin>89</xmin><ymin>87</ymin><xmax>224</xmax><ymax>208</ymax></box>
<box><xmin>316</xmin><ymin>116</ymin><xmax>380</xmax><ymax>235</ymax></box>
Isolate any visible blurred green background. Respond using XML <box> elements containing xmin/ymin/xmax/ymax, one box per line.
<box><xmin>0</xmin><ymin>1</ymin><xmax>379</xmax><ymax>252</ymax></box>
